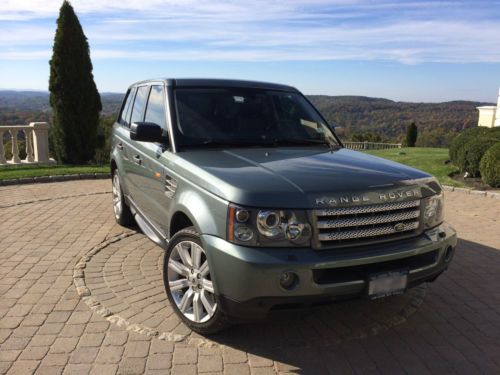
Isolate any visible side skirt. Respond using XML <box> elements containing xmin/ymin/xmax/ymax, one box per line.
<box><xmin>127</xmin><ymin>195</ymin><xmax>169</xmax><ymax>249</ymax></box>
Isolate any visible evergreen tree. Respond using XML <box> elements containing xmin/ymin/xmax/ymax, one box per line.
<box><xmin>406</xmin><ymin>122</ymin><xmax>418</xmax><ymax>147</ymax></box>
<box><xmin>49</xmin><ymin>1</ymin><xmax>102</xmax><ymax>163</ymax></box>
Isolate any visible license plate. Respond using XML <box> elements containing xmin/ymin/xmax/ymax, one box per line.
<box><xmin>368</xmin><ymin>270</ymin><xmax>408</xmax><ymax>299</ymax></box>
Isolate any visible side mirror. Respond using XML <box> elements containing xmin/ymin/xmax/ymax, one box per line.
<box><xmin>130</xmin><ymin>122</ymin><xmax>168</xmax><ymax>143</ymax></box>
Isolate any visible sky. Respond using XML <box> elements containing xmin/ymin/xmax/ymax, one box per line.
<box><xmin>1</xmin><ymin>0</ymin><xmax>500</xmax><ymax>102</ymax></box>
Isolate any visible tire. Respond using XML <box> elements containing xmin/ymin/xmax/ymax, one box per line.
<box><xmin>163</xmin><ymin>227</ymin><xmax>228</xmax><ymax>334</ymax></box>
<box><xmin>112</xmin><ymin>170</ymin><xmax>134</xmax><ymax>227</ymax></box>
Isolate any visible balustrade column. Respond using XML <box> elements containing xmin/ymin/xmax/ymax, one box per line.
<box><xmin>0</xmin><ymin>129</ymin><xmax>5</xmax><ymax>164</ymax></box>
<box><xmin>25</xmin><ymin>129</ymin><xmax>34</xmax><ymax>162</ymax></box>
<box><xmin>10</xmin><ymin>129</ymin><xmax>21</xmax><ymax>164</ymax></box>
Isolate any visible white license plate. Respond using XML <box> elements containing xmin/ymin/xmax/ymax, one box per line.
<box><xmin>368</xmin><ymin>270</ymin><xmax>408</xmax><ymax>299</ymax></box>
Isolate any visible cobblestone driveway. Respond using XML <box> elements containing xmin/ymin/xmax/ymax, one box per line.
<box><xmin>1</xmin><ymin>180</ymin><xmax>499</xmax><ymax>374</ymax></box>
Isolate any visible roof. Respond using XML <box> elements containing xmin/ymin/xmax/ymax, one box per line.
<box><xmin>129</xmin><ymin>78</ymin><xmax>299</xmax><ymax>92</ymax></box>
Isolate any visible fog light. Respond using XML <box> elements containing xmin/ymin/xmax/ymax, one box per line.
<box><xmin>285</xmin><ymin>223</ymin><xmax>302</xmax><ymax>240</ymax></box>
<box><xmin>444</xmin><ymin>246</ymin><xmax>454</xmax><ymax>262</ymax></box>
<box><xmin>234</xmin><ymin>225</ymin><xmax>253</xmax><ymax>242</ymax></box>
<box><xmin>279</xmin><ymin>271</ymin><xmax>299</xmax><ymax>290</ymax></box>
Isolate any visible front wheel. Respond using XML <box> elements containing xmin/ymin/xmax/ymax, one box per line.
<box><xmin>163</xmin><ymin>227</ymin><xmax>228</xmax><ymax>334</ymax></box>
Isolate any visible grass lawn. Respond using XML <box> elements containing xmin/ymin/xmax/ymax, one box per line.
<box><xmin>0</xmin><ymin>164</ymin><xmax>110</xmax><ymax>181</ymax></box>
<box><xmin>365</xmin><ymin>147</ymin><xmax>463</xmax><ymax>187</ymax></box>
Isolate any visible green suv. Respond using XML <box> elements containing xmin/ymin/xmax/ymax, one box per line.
<box><xmin>111</xmin><ymin>78</ymin><xmax>457</xmax><ymax>333</ymax></box>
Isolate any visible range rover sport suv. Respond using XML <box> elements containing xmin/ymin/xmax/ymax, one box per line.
<box><xmin>110</xmin><ymin>78</ymin><xmax>457</xmax><ymax>333</ymax></box>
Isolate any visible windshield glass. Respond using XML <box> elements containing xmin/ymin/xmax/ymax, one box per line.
<box><xmin>174</xmin><ymin>88</ymin><xmax>339</xmax><ymax>148</ymax></box>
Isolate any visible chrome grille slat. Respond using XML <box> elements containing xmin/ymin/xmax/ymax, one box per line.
<box><xmin>317</xmin><ymin>209</ymin><xmax>420</xmax><ymax>228</ymax></box>
<box><xmin>313</xmin><ymin>199</ymin><xmax>422</xmax><ymax>248</ymax></box>
<box><xmin>318</xmin><ymin>221</ymin><xmax>419</xmax><ymax>241</ymax></box>
<box><xmin>314</xmin><ymin>200</ymin><xmax>420</xmax><ymax>216</ymax></box>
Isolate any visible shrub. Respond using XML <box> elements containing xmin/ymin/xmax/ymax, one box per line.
<box><xmin>480</xmin><ymin>142</ymin><xmax>500</xmax><ymax>187</ymax></box>
<box><xmin>406</xmin><ymin>122</ymin><xmax>418</xmax><ymax>147</ymax></box>
<box><xmin>458</xmin><ymin>138</ymin><xmax>498</xmax><ymax>177</ymax></box>
<box><xmin>449</xmin><ymin>127</ymin><xmax>492</xmax><ymax>165</ymax></box>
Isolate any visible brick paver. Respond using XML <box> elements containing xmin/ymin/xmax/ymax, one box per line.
<box><xmin>0</xmin><ymin>180</ymin><xmax>499</xmax><ymax>374</ymax></box>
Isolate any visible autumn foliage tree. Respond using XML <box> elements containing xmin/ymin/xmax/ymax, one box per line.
<box><xmin>49</xmin><ymin>1</ymin><xmax>101</xmax><ymax>163</ymax></box>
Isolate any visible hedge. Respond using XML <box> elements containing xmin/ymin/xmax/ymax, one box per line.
<box><xmin>480</xmin><ymin>142</ymin><xmax>500</xmax><ymax>187</ymax></box>
<box><xmin>449</xmin><ymin>127</ymin><xmax>492</xmax><ymax>165</ymax></box>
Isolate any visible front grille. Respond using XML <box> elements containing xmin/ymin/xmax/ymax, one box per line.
<box><xmin>313</xmin><ymin>200</ymin><xmax>421</xmax><ymax>248</ymax></box>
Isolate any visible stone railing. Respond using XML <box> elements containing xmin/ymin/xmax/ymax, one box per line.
<box><xmin>343</xmin><ymin>141</ymin><xmax>402</xmax><ymax>151</ymax></box>
<box><xmin>0</xmin><ymin>122</ymin><xmax>53</xmax><ymax>165</ymax></box>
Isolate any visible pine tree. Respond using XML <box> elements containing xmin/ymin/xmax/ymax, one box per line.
<box><xmin>406</xmin><ymin>122</ymin><xmax>418</xmax><ymax>147</ymax></box>
<box><xmin>49</xmin><ymin>1</ymin><xmax>102</xmax><ymax>163</ymax></box>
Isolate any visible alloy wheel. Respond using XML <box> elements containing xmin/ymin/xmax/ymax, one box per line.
<box><xmin>167</xmin><ymin>240</ymin><xmax>217</xmax><ymax>323</ymax></box>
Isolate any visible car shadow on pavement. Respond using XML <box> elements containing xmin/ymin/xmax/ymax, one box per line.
<box><xmin>203</xmin><ymin>238</ymin><xmax>500</xmax><ymax>374</ymax></box>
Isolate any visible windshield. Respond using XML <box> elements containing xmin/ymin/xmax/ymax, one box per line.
<box><xmin>173</xmin><ymin>88</ymin><xmax>339</xmax><ymax>148</ymax></box>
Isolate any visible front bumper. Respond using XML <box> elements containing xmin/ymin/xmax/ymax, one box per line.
<box><xmin>201</xmin><ymin>222</ymin><xmax>457</xmax><ymax>319</ymax></box>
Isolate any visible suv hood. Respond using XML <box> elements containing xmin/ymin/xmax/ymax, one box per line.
<box><xmin>174</xmin><ymin>147</ymin><xmax>431</xmax><ymax>208</ymax></box>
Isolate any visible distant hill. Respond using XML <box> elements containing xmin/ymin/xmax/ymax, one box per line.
<box><xmin>308</xmin><ymin>95</ymin><xmax>492</xmax><ymax>146</ymax></box>
<box><xmin>0</xmin><ymin>90</ymin><xmax>492</xmax><ymax>147</ymax></box>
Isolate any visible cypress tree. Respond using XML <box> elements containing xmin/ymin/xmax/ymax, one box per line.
<box><xmin>49</xmin><ymin>1</ymin><xmax>102</xmax><ymax>163</ymax></box>
<box><xmin>406</xmin><ymin>122</ymin><xmax>418</xmax><ymax>147</ymax></box>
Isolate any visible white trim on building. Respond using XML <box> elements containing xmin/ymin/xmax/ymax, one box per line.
<box><xmin>477</xmin><ymin>88</ymin><xmax>500</xmax><ymax>127</ymax></box>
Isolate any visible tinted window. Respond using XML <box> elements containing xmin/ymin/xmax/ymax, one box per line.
<box><xmin>119</xmin><ymin>88</ymin><xmax>136</xmax><ymax>127</ymax></box>
<box><xmin>145</xmin><ymin>85</ymin><xmax>166</xmax><ymax>128</ymax></box>
<box><xmin>174</xmin><ymin>88</ymin><xmax>338</xmax><ymax>147</ymax></box>
<box><xmin>131</xmin><ymin>86</ymin><xmax>150</xmax><ymax>124</ymax></box>
<box><xmin>118</xmin><ymin>89</ymin><xmax>132</xmax><ymax>126</ymax></box>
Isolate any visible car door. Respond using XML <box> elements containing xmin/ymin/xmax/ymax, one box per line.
<box><xmin>125</xmin><ymin>85</ymin><xmax>152</xmax><ymax>210</ymax></box>
<box><xmin>114</xmin><ymin>87</ymin><xmax>136</xmax><ymax>196</ymax></box>
<box><xmin>129</xmin><ymin>84</ymin><xmax>174</xmax><ymax>237</ymax></box>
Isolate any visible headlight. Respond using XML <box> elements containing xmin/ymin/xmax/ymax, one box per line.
<box><xmin>228</xmin><ymin>204</ymin><xmax>312</xmax><ymax>247</ymax></box>
<box><xmin>422</xmin><ymin>192</ymin><xmax>444</xmax><ymax>229</ymax></box>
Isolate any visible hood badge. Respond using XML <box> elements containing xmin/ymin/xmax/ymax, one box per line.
<box><xmin>315</xmin><ymin>189</ymin><xmax>421</xmax><ymax>206</ymax></box>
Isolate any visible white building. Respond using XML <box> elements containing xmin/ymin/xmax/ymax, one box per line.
<box><xmin>477</xmin><ymin>88</ymin><xmax>500</xmax><ymax>127</ymax></box>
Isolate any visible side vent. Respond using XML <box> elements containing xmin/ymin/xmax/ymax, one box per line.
<box><xmin>165</xmin><ymin>175</ymin><xmax>177</xmax><ymax>198</ymax></box>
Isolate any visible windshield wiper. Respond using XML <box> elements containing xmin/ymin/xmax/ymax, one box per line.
<box><xmin>271</xmin><ymin>138</ymin><xmax>340</xmax><ymax>149</ymax></box>
<box><xmin>181</xmin><ymin>139</ymin><xmax>272</xmax><ymax>149</ymax></box>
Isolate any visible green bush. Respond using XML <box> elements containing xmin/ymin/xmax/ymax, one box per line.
<box><xmin>480</xmin><ymin>143</ymin><xmax>500</xmax><ymax>187</ymax></box>
<box><xmin>449</xmin><ymin>127</ymin><xmax>492</xmax><ymax>165</ymax></box>
<box><xmin>458</xmin><ymin>138</ymin><xmax>498</xmax><ymax>177</ymax></box>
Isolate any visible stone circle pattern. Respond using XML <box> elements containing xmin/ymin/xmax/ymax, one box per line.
<box><xmin>74</xmin><ymin>232</ymin><xmax>427</xmax><ymax>347</ymax></box>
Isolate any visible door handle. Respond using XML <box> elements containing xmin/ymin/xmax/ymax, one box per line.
<box><xmin>117</xmin><ymin>142</ymin><xmax>124</xmax><ymax>151</ymax></box>
<box><xmin>133</xmin><ymin>155</ymin><xmax>142</xmax><ymax>165</ymax></box>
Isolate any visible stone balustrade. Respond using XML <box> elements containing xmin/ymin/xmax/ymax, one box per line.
<box><xmin>0</xmin><ymin>122</ymin><xmax>54</xmax><ymax>165</ymax></box>
<box><xmin>343</xmin><ymin>141</ymin><xmax>402</xmax><ymax>151</ymax></box>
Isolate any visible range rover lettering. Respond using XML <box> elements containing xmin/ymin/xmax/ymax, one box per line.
<box><xmin>110</xmin><ymin>78</ymin><xmax>457</xmax><ymax>333</ymax></box>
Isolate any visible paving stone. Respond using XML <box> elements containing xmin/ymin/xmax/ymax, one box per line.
<box><xmin>7</xmin><ymin>360</ymin><xmax>40</xmax><ymax>374</ymax></box>
<box><xmin>147</xmin><ymin>353</ymin><xmax>173</xmax><ymax>370</ymax></box>
<box><xmin>173</xmin><ymin>347</ymin><xmax>198</xmax><ymax>365</ymax></box>
<box><xmin>90</xmin><ymin>364</ymin><xmax>118</xmax><ymax>375</ymax></box>
<box><xmin>95</xmin><ymin>346</ymin><xmax>124</xmax><ymax>364</ymax></box>
<box><xmin>171</xmin><ymin>364</ymin><xmax>197</xmax><ymax>375</ymax></box>
<box><xmin>117</xmin><ymin>357</ymin><xmax>146</xmax><ymax>375</ymax></box>
<box><xmin>78</xmin><ymin>333</ymin><xmax>105</xmax><ymax>347</ymax></box>
<box><xmin>198</xmin><ymin>355</ymin><xmax>223</xmax><ymax>373</ymax></box>
<box><xmin>69</xmin><ymin>347</ymin><xmax>99</xmax><ymax>364</ymax></box>
<box><xmin>49</xmin><ymin>337</ymin><xmax>79</xmax><ymax>354</ymax></box>
<box><xmin>19</xmin><ymin>346</ymin><xmax>50</xmax><ymax>360</ymax></box>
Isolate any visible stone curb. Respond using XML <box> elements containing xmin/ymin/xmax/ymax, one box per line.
<box><xmin>0</xmin><ymin>172</ymin><xmax>111</xmax><ymax>186</ymax></box>
<box><xmin>75</xmin><ymin>232</ymin><xmax>427</xmax><ymax>348</ymax></box>
<box><xmin>442</xmin><ymin>185</ymin><xmax>500</xmax><ymax>199</ymax></box>
<box><xmin>73</xmin><ymin>231</ymin><xmax>189</xmax><ymax>344</ymax></box>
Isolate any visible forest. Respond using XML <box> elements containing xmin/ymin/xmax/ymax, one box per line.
<box><xmin>0</xmin><ymin>91</ymin><xmax>492</xmax><ymax>147</ymax></box>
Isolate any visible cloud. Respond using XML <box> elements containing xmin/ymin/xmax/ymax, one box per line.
<box><xmin>1</xmin><ymin>1</ymin><xmax>500</xmax><ymax>64</ymax></box>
